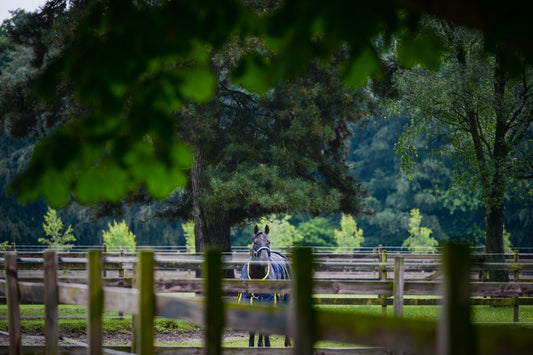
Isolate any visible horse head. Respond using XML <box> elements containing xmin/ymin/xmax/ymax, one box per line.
<box><xmin>250</xmin><ymin>225</ymin><xmax>271</xmax><ymax>273</ymax></box>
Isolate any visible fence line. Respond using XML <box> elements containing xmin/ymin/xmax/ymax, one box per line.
<box><xmin>2</xmin><ymin>247</ymin><xmax>533</xmax><ymax>354</ymax></box>
<box><xmin>3</xmin><ymin>250</ymin><xmax>533</xmax><ymax>319</ymax></box>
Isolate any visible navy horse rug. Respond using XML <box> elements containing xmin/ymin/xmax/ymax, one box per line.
<box><xmin>237</xmin><ymin>225</ymin><xmax>291</xmax><ymax>347</ymax></box>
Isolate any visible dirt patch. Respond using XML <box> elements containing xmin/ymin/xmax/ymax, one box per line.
<box><xmin>0</xmin><ymin>329</ymin><xmax>248</xmax><ymax>347</ymax></box>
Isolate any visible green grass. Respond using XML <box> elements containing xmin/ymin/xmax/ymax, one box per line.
<box><xmin>0</xmin><ymin>304</ymin><xmax>197</xmax><ymax>334</ymax></box>
<box><xmin>316</xmin><ymin>304</ymin><xmax>533</xmax><ymax>323</ymax></box>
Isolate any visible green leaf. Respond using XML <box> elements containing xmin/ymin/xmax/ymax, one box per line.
<box><xmin>231</xmin><ymin>54</ymin><xmax>278</xmax><ymax>94</ymax></box>
<box><xmin>171</xmin><ymin>142</ymin><xmax>194</xmax><ymax>168</ymax></box>
<box><xmin>341</xmin><ymin>46</ymin><xmax>383</xmax><ymax>87</ymax></box>
<box><xmin>40</xmin><ymin>169</ymin><xmax>71</xmax><ymax>207</ymax></box>
<box><xmin>75</xmin><ymin>162</ymin><xmax>131</xmax><ymax>203</ymax></box>
<box><xmin>397</xmin><ymin>28</ymin><xmax>446</xmax><ymax>70</ymax></box>
<box><xmin>179</xmin><ymin>65</ymin><xmax>216</xmax><ymax>102</ymax></box>
<box><xmin>145</xmin><ymin>163</ymin><xmax>186</xmax><ymax>199</ymax></box>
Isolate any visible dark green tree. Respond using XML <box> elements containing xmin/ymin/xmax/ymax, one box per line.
<box><xmin>171</xmin><ymin>56</ymin><xmax>370</xmax><ymax>252</ymax></box>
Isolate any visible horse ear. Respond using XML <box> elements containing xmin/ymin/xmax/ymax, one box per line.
<box><xmin>265</xmin><ymin>225</ymin><xmax>269</xmax><ymax>234</ymax></box>
<box><xmin>254</xmin><ymin>225</ymin><xmax>259</xmax><ymax>234</ymax></box>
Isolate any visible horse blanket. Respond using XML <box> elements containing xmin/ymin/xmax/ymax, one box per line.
<box><xmin>237</xmin><ymin>251</ymin><xmax>290</xmax><ymax>305</ymax></box>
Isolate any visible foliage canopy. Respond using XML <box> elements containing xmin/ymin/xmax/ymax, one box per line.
<box><xmin>8</xmin><ymin>0</ymin><xmax>450</xmax><ymax>206</ymax></box>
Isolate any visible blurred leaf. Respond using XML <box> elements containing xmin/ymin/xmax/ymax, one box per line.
<box><xmin>231</xmin><ymin>54</ymin><xmax>278</xmax><ymax>94</ymax></box>
<box><xmin>341</xmin><ymin>46</ymin><xmax>383</xmax><ymax>87</ymax></box>
<box><xmin>179</xmin><ymin>65</ymin><xmax>216</xmax><ymax>102</ymax></box>
<box><xmin>75</xmin><ymin>162</ymin><xmax>131</xmax><ymax>204</ymax></box>
<box><xmin>40</xmin><ymin>168</ymin><xmax>71</xmax><ymax>207</ymax></box>
<box><xmin>398</xmin><ymin>28</ymin><xmax>446</xmax><ymax>70</ymax></box>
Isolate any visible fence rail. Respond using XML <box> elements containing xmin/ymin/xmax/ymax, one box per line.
<box><xmin>2</xmin><ymin>247</ymin><xmax>533</xmax><ymax>354</ymax></box>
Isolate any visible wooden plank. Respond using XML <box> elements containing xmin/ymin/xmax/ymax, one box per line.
<box><xmin>204</xmin><ymin>249</ymin><xmax>224</xmax><ymax>355</ymax></box>
<box><xmin>5</xmin><ymin>252</ymin><xmax>22</xmax><ymax>355</ymax></box>
<box><xmin>476</xmin><ymin>323</ymin><xmax>533</xmax><ymax>354</ymax></box>
<box><xmin>393</xmin><ymin>256</ymin><xmax>404</xmax><ymax>317</ymax></box>
<box><xmin>44</xmin><ymin>250</ymin><xmax>59</xmax><ymax>354</ymax></box>
<box><xmin>292</xmin><ymin>247</ymin><xmax>315</xmax><ymax>355</ymax></box>
<box><xmin>156</xmin><ymin>294</ymin><xmax>203</xmax><ymax>324</ymax></box>
<box><xmin>225</xmin><ymin>303</ymin><xmax>288</xmax><ymax>335</ymax></box>
<box><xmin>88</xmin><ymin>250</ymin><xmax>103</xmax><ymax>355</ymax></box>
<box><xmin>470</xmin><ymin>282</ymin><xmax>533</xmax><ymax>297</ymax></box>
<box><xmin>58</xmin><ymin>283</ymin><xmax>88</xmax><ymax>305</ymax></box>
<box><xmin>18</xmin><ymin>281</ymin><xmax>44</xmax><ymax>303</ymax></box>
<box><xmin>316</xmin><ymin>309</ymin><xmax>436</xmax><ymax>352</ymax></box>
<box><xmin>437</xmin><ymin>243</ymin><xmax>474</xmax><ymax>355</ymax></box>
<box><xmin>104</xmin><ymin>287</ymin><xmax>138</xmax><ymax>313</ymax></box>
<box><xmin>136</xmin><ymin>251</ymin><xmax>155</xmax><ymax>355</ymax></box>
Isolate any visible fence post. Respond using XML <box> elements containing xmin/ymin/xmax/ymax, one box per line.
<box><xmin>118</xmin><ymin>249</ymin><xmax>125</xmax><ymax>320</ymax></box>
<box><xmin>44</xmin><ymin>250</ymin><xmax>59</xmax><ymax>355</ymax></box>
<box><xmin>5</xmin><ymin>252</ymin><xmax>21</xmax><ymax>355</ymax></box>
<box><xmin>131</xmin><ymin>260</ymin><xmax>137</xmax><ymax>353</ymax></box>
<box><xmin>292</xmin><ymin>247</ymin><xmax>315</xmax><ymax>355</ymax></box>
<box><xmin>88</xmin><ymin>250</ymin><xmax>103</xmax><ymax>355</ymax></box>
<box><xmin>437</xmin><ymin>243</ymin><xmax>474</xmax><ymax>355</ymax></box>
<box><xmin>102</xmin><ymin>243</ymin><xmax>107</xmax><ymax>278</ymax></box>
<box><xmin>513</xmin><ymin>250</ymin><xmax>519</xmax><ymax>322</ymax></box>
<box><xmin>380</xmin><ymin>250</ymin><xmax>388</xmax><ymax>315</ymax></box>
<box><xmin>204</xmin><ymin>248</ymin><xmax>224</xmax><ymax>355</ymax></box>
<box><xmin>136</xmin><ymin>251</ymin><xmax>154</xmax><ymax>355</ymax></box>
<box><xmin>393</xmin><ymin>256</ymin><xmax>404</xmax><ymax>317</ymax></box>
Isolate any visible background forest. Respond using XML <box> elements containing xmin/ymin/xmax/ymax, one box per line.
<box><xmin>3</xmin><ymin>114</ymin><xmax>532</xmax><ymax>249</ymax></box>
<box><xmin>0</xmin><ymin>1</ymin><xmax>532</xmax><ymax>251</ymax></box>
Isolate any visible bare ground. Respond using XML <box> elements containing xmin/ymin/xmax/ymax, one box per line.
<box><xmin>0</xmin><ymin>329</ymin><xmax>249</xmax><ymax>347</ymax></box>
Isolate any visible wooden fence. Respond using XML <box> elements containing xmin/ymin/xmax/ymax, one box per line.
<box><xmin>3</xmin><ymin>249</ymin><xmax>533</xmax><ymax>312</ymax></box>
<box><xmin>2</xmin><ymin>246</ymin><xmax>533</xmax><ymax>354</ymax></box>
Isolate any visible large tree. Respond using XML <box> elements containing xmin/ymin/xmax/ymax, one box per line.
<box><xmin>394</xmin><ymin>20</ymin><xmax>533</xmax><ymax>280</ymax></box>
<box><xmin>172</xmin><ymin>54</ymin><xmax>370</xmax><ymax>252</ymax></box>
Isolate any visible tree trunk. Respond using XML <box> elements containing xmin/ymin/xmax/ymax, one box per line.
<box><xmin>191</xmin><ymin>148</ymin><xmax>233</xmax><ymax>278</ymax></box>
<box><xmin>484</xmin><ymin>56</ymin><xmax>510</xmax><ymax>282</ymax></box>
<box><xmin>191</xmin><ymin>149</ymin><xmax>232</xmax><ymax>253</ymax></box>
<box><xmin>484</xmin><ymin>198</ymin><xmax>508</xmax><ymax>281</ymax></box>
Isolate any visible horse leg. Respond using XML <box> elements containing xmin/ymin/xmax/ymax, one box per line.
<box><xmin>264</xmin><ymin>334</ymin><xmax>271</xmax><ymax>347</ymax></box>
<box><xmin>248</xmin><ymin>332</ymin><xmax>255</xmax><ymax>347</ymax></box>
<box><xmin>284</xmin><ymin>335</ymin><xmax>291</xmax><ymax>347</ymax></box>
<box><xmin>258</xmin><ymin>334</ymin><xmax>263</xmax><ymax>347</ymax></box>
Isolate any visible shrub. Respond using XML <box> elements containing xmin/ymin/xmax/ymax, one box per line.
<box><xmin>402</xmin><ymin>208</ymin><xmax>438</xmax><ymax>253</ymax></box>
<box><xmin>102</xmin><ymin>220</ymin><xmax>136</xmax><ymax>252</ymax></box>
<box><xmin>334</xmin><ymin>214</ymin><xmax>365</xmax><ymax>252</ymax></box>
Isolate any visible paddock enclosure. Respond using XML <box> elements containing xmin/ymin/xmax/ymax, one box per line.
<box><xmin>1</xmin><ymin>245</ymin><xmax>533</xmax><ymax>354</ymax></box>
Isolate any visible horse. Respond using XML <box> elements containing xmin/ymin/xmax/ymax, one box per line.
<box><xmin>238</xmin><ymin>225</ymin><xmax>291</xmax><ymax>347</ymax></box>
